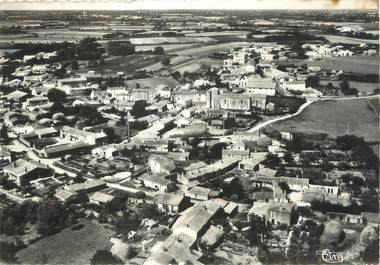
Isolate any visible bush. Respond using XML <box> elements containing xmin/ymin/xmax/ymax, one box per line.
<box><xmin>107</xmin><ymin>41</ymin><xmax>135</xmax><ymax>56</ymax></box>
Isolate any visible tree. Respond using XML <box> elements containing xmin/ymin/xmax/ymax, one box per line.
<box><xmin>0</xmin><ymin>125</ymin><xmax>9</xmax><ymax>143</ymax></box>
<box><xmin>153</xmin><ymin>46</ymin><xmax>164</xmax><ymax>55</ymax></box>
<box><xmin>36</xmin><ymin>199</ymin><xmax>68</xmax><ymax>236</ymax></box>
<box><xmin>90</xmin><ymin>250</ymin><xmax>122</xmax><ymax>265</ymax></box>
<box><xmin>115</xmin><ymin>213</ymin><xmax>141</xmax><ymax>235</ymax></box>
<box><xmin>47</xmin><ymin>88</ymin><xmax>66</xmax><ymax>103</ymax></box>
<box><xmin>71</xmin><ymin>60</ymin><xmax>79</xmax><ymax>70</ymax></box>
<box><xmin>107</xmin><ymin>41</ymin><xmax>135</xmax><ymax>56</ymax></box>
<box><xmin>278</xmin><ymin>181</ymin><xmax>291</xmax><ymax>194</ymax></box>
<box><xmin>160</xmin><ymin>56</ymin><xmax>171</xmax><ymax>66</ymax></box>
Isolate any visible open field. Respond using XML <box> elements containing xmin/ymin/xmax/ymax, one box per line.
<box><xmin>95</xmin><ymin>54</ymin><xmax>161</xmax><ymax>73</ymax></box>
<box><xmin>320</xmin><ymin>80</ymin><xmax>379</xmax><ymax>94</ymax></box>
<box><xmin>319</xmin><ymin>34</ymin><xmax>379</xmax><ymax>45</ymax></box>
<box><xmin>125</xmin><ymin>76</ymin><xmax>180</xmax><ymax>88</ymax></box>
<box><xmin>279</xmin><ymin>55</ymin><xmax>379</xmax><ymax>75</ymax></box>
<box><xmin>269</xmin><ymin>99</ymin><xmax>380</xmax><ymax>142</ymax></box>
<box><xmin>16</xmin><ymin>220</ymin><xmax>114</xmax><ymax>264</ymax></box>
<box><xmin>142</xmin><ymin>55</ymin><xmax>192</xmax><ymax>72</ymax></box>
<box><xmin>184</xmin><ymin>31</ymin><xmax>249</xmax><ymax>37</ymax></box>
<box><xmin>129</xmin><ymin>36</ymin><xmax>214</xmax><ymax>45</ymax></box>
<box><xmin>175</xmin><ymin>41</ymin><xmax>249</xmax><ymax>57</ymax></box>
<box><xmin>135</xmin><ymin>43</ymin><xmax>201</xmax><ymax>52</ymax></box>
<box><xmin>169</xmin><ymin>57</ymin><xmax>222</xmax><ymax>73</ymax></box>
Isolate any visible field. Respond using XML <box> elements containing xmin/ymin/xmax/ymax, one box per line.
<box><xmin>129</xmin><ymin>36</ymin><xmax>214</xmax><ymax>45</ymax></box>
<box><xmin>16</xmin><ymin>220</ymin><xmax>114</xmax><ymax>264</ymax></box>
<box><xmin>269</xmin><ymin>99</ymin><xmax>380</xmax><ymax>142</ymax></box>
<box><xmin>125</xmin><ymin>76</ymin><xmax>180</xmax><ymax>88</ymax></box>
<box><xmin>279</xmin><ymin>55</ymin><xmax>379</xmax><ymax>75</ymax></box>
<box><xmin>319</xmin><ymin>34</ymin><xmax>379</xmax><ymax>45</ymax></box>
<box><xmin>135</xmin><ymin>43</ymin><xmax>201</xmax><ymax>52</ymax></box>
<box><xmin>96</xmin><ymin>54</ymin><xmax>162</xmax><ymax>72</ymax></box>
<box><xmin>175</xmin><ymin>41</ymin><xmax>249</xmax><ymax>57</ymax></box>
<box><xmin>319</xmin><ymin>80</ymin><xmax>379</xmax><ymax>94</ymax></box>
<box><xmin>169</xmin><ymin>57</ymin><xmax>222</xmax><ymax>73</ymax></box>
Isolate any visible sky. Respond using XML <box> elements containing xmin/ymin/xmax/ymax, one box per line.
<box><xmin>0</xmin><ymin>0</ymin><xmax>378</xmax><ymax>10</ymax></box>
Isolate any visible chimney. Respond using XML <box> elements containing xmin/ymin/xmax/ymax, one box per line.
<box><xmin>13</xmin><ymin>162</ymin><xmax>16</xmax><ymax>168</ymax></box>
<box><xmin>25</xmin><ymin>167</ymin><xmax>27</xmax><ymax>173</ymax></box>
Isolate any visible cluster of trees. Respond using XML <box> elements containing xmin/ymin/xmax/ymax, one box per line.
<box><xmin>106</xmin><ymin>41</ymin><xmax>135</xmax><ymax>56</ymax></box>
<box><xmin>336</xmin><ymin>135</ymin><xmax>379</xmax><ymax>171</ymax></box>
<box><xmin>339</xmin><ymin>80</ymin><xmax>358</xmax><ymax>95</ymax></box>
<box><xmin>0</xmin><ymin>199</ymin><xmax>75</xmax><ymax>237</ymax></box>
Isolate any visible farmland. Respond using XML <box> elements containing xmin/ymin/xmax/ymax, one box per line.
<box><xmin>125</xmin><ymin>76</ymin><xmax>180</xmax><ymax>88</ymax></box>
<box><xmin>16</xmin><ymin>220</ymin><xmax>114</xmax><ymax>264</ymax></box>
<box><xmin>319</xmin><ymin>34</ymin><xmax>379</xmax><ymax>45</ymax></box>
<box><xmin>278</xmin><ymin>55</ymin><xmax>379</xmax><ymax>75</ymax></box>
<box><xmin>269</xmin><ymin>98</ymin><xmax>380</xmax><ymax>142</ymax></box>
<box><xmin>175</xmin><ymin>41</ymin><xmax>249</xmax><ymax>57</ymax></box>
<box><xmin>319</xmin><ymin>80</ymin><xmax>379</xmax><ymax>94</ymax></box>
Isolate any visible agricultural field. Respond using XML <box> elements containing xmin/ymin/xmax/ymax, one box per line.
<box><xmin>129</xmin><ymin>36</ymin><xmax>214</xmax><ymax>45</ymax></box>
<box><xmin>125</xmin><ymin>76</ymin><xmax>180</xmax><ymax>88</ymax></box>
<box><xmin>184</xmin><ymin>31</ymin><xmax>249</xmax><ymax>38</ymax></box>
<box><xmin>175</xmin><ymin>41</ymin><xmax>249</xmax><ymax>57</ymax></box>
<box><xmin>269</xmin><ymin>98</ymin><xmax>380</xmax><ymax>142</ymax></box>
<box><xmin>319</xmin><ymin>80</ymin><xmax>379</xmax><ymax>94</ymax></box>
<box><xmin>16</xmin><ymin>220</ymin><xmax>114</xmax><ymax>264</ymax></box>
<box><xmin>279</xmin><ymin>55</ymin><xmax>379</xmax><ymax>75</ymax></box>
<box><xmin>94</xmin><ymin>54</ymin><xmax>162</xmax><ymax>73</ymax></box>
<box><xmin>319</xmin><ymin>34</ymin><xmax>379</xmax><ymax>45</ymax></box>
<box><xmin>134</xmin><ymin>43</ymin><xmax>201</xmax><ymax>52</ymax></box>
<box><xmin>169</xmin><ymin>57</ymin><xmax>222</xmax><ymax>73</ymax></box>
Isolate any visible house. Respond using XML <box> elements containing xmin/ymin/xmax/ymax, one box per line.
<box><xmin>248</xmin><ymin>201</ymin><xmax>297</xmax><ymax>226</ymax></box>
<box><xmin>34</xmin><ymin>127</ymin><xmax>59</xmax><ymax>139</ymax></box>
<box><xmin>206</xmin><ymin>87</ymin><xmax>267</xmax><ymax>111</ymax></box>
<box><xmin>153</xmin><ymin>193</ymin><xmax>190</xmax><ymax>214</ymax></box>
<box><xmin>64</xmin><ymin>179</ymin><xmax>107</xmax><ymax>193</ymax></box>
<box><xmin>60</xmin><ymin>126</ymin><xmax>107</xmax><ymax>146</ymax></box>
<box><xmin>91</xmin><ymin>145</ymin><xmax>118</xmax><ymax>159</ymax></box>
<box><xmin>41</xmin><ymin>141</ymin><xmax>92</xmax><ymax>158</ymax></box>
<box><xmin>89</xmin><ymin>191</ymin><xmax>116</xmax><ymax>206</ymax></box>
<box><xmin>0</xmin><ymin>147</ymin><xmax>12</xmax><ymax>165</ymax></box>
<box><xmin>186</xmin><ymin>186</ymin><xmax>218</xmax><ymax>201</ymax></box>
<box><xmin>144</xmin><ymin>252</ymin><xmax>175</xmax><ymax>265</ymax></box>
<box><xmin>200</xmin><ymin>225</ymin><xmax>224</xmax><ymax>249</ymax></box>
<box><xmin>148</xmin><ymin>154</ymin><xmax>176</xmax><ymax>175</ymax></box>
<box><xmin>172</xmin><ymin>203</ymin><xmax>222</xmax><ymax>240</ymax></box>
<box><xmin>172</xmin><ymin>90</ymin><xmax>207</xmax><ymax>106</ymax></box>
<box><xmin>6</xmin><ymin>90</ymin><xmax>29</xmax><ymax>103</ymax></box>
<box><xmin>241</xmin><ymin>77</ymin><xmax>277</xmax><ymax>96</ymax></box>
<box><xmin>284</xmin><ymin>80</ymin><xmax>306</xmax><ymax>92</ymax></box>
<box><xmin>222</xmin><ymin>147</ymin><xmax>250</xmax><ymax>160</ymax></box>
<box><xmin>55</xmin><ymin>189</ymin><xmax>79</xmax><ymax>203</ymax></box>
<box><xmin>136</xmin><ymin>114</ymin><xmax>160</xmax><ymax>126</ymax></box>
<box><xmin>362</xmin><ymin>212</ymin><xmax>380</xmax><ymax>228</ymax></box>
<box><xmin>3</xmin><ymin>159</ymin><xmax>53</xmax><ymax>186</ymax></box>
<box><xmin>140</xmin><ymin>173</ymin><xmax>172</xmax><ymax>192</ymax></box>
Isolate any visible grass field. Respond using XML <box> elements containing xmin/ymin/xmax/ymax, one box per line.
<box><xmin>129</xmin><ymin>36</ymin><xmax>214</xmax><ymax>45</ymax></box>
<box><xmin>319</xmin><ymin>34</ymin><xmax>379</xmax><ymax>45</ymax></box>
<box><xmin>319</xmin><ymin>80</ymin><xmax>379</xmax><ymax>94</ymax></box>
<box><xmin>175</xmin><ymin>41</ymin><xmax>249</xmax><ymax>57</ymax></box>
<box><xmin>125</xmin><ymin>76</ymin><xmax>180</xmax><ymax>88</ymax></box>
<box><xmin>135</xmin><ymin>43</ymin><xmax>201</xmax><ymax>52</ymax></box>
<box><xmin>16</xmin><ymin>220</ymin><xmax>114</xmax><ymax>264</ymax></box>
<box><xmin>279</xmin><ymin>55</ymin><xmax>379</xmax><ymax>75</ymax></box>
<box><xmin>269</xmin><ymin>99</ymin><xmax>379</xmax><ymax>142</ymax></box>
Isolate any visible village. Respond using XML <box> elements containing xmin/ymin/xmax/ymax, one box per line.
<box><xmin>0</xmin><ymin>9</ymin><xmax>379</xmax><ymax>265</ymax></box>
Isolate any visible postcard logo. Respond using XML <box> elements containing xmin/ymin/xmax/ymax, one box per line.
<box><xmin>316</xmin><ymin>249</ymin><xmax>348</xmax><ymax>263</ymax></box>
